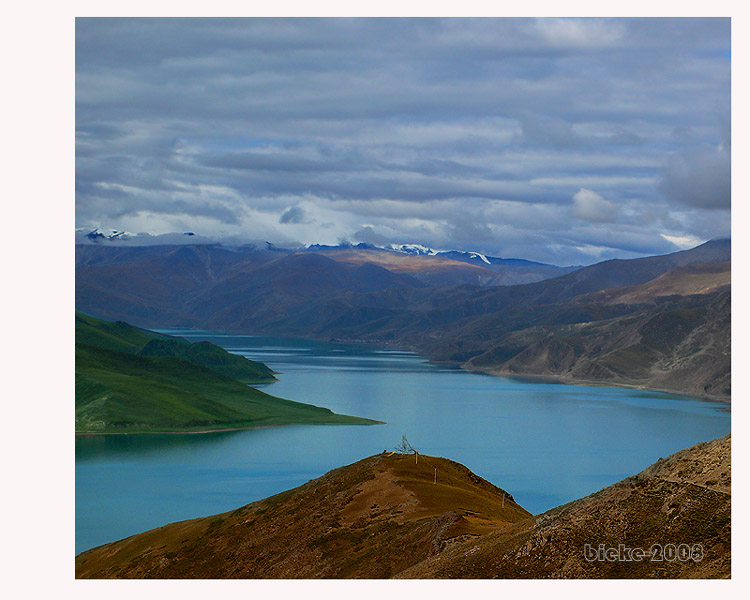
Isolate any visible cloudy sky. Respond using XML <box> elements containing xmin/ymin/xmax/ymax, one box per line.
<box><xmin>75</xmin><ymin>17</ymin><xmax>730</xmax><ymax>265</ymax></box>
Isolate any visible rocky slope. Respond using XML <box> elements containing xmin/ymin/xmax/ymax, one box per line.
<box><xmin>402</xmin><ymin>434</ymin><xmax>731</xmax><ymax>578</ymax></box>
<box><xmin>467</xmin><ymin>270</ymin><xmax>730</xmax><ymax>398</ymax></box>
<box><xmin>76</xmin><ymin>435</ymin><xmax>730</xmax><ymax>578</ymax></box>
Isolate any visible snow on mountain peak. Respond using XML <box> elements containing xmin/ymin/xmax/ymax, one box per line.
<box><xmin>383</xmin><ymin>244</ymin><xmax>495</xmax><ymax>263</ymax></box>
<box><xmin>467</xmin><ymin>251</ymin><xmax>491</xmax><ymax>264</ymax></box>
<box><xmin>385</xmin><ymin>243</ymin><xmax>439</xmax><ymax>256</ymax></box>
<box><xmin>76</xmin><ymin>228</ymin><xmax>215</xmax><ymax>246</ymax></box>
<box><xmin>85</xmin><ymin>228</ymin><xmax>136</xmax><ymax>241</ymax></box>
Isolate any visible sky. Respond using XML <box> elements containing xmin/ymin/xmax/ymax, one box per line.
<box><xmin>75</xmin><ymin>17</ymin><xmax>731</xmax><ymax>265</ymax></box>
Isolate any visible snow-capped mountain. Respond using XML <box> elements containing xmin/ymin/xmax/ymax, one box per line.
<box><xmin>463</xmin><ymin>251</ymin><xmax>490</xmax><ymax>264</ymax></box>
<box><xmin>83</xmin><ymin>228</ymin><xmax>136</xmax><ymax>242</ymax></box>
<box><xmin>386</xmin><ymin>244</ymin><xmax>491</xmax><ymax>264</ymax></box>
<box><xmin>75</xmin><ymin>228</ymin><xmax>214</xmax><ymax>246</ymax></box>
<box><xmin>72</xmin><ymin>229</ymin><xmax>572</xmax><ymax>274</ymax></box>
<box><xmin>385</xmin><ymin>243</ymin><xmax>439</xmax><ymax>256</ymax></box>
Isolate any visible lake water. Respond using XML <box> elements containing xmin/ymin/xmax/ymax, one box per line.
<box><xmin>76</xmin><ymin>331</ymin><xmax>730</xmax><ymax>554</ymax></box>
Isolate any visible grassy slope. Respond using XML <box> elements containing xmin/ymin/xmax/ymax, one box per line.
<box><xmin>137</xmin><ymin>338</ymin><xmax>275</xmax><ymax>383</ymax></box>
<box><xmin>76</xmin><ymin>312</ymin><xmax>275</xmax><ymax>382</ymax></box>
<box><xmin>75</xmin><ymin>311</ymin><xmax>171</xmax><ymax>351</ymax></box>
<box><xmin>75</xmin><ymin>313</ymin><xmax>379</xmax><ymax>433</ymax></box>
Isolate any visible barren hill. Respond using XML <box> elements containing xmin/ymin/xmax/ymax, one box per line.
<box><xmin>76</xmin><ymin>435</ymin><xmax>730</xmax><ymax>579</ymax></box>
<box><xmin>467</xmin><ymin>285</ymin><xmax>730</xmax><ymax>398</ymax></box>
<box><xmin>75</xmin><ymin>453</ymin><xmax>530</xmax><ymax>578</ymax></box>
<box><xmin>401</xmin><ymin>434</ymin><xmax>731</xmax><ymax>578</ymax></box>
<box><xmin>593</xmin><ymin>262</ymin><xmax>730</xmax><ymax>305</ymax></box>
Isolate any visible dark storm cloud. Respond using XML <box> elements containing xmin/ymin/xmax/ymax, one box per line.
<box><xmin>353</xmin><ymin>226</ymin><xmax>389</xmax><ymax>246</ymax></box>
<box><xmin>660</xmin><ymin>143</ymin><xmax>731</xmax><ymax>210</ymax></box>
<box><xmin>76</xmin><ymin>17</ymin><xmax>730</xmax><ymax>265</ymax></box>
<box><xmin>279</xmin><ymin>205</ymin><xmax>308</xmax><ymax>224</ymax></box>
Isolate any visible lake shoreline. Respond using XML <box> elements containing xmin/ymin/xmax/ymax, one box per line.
<box><xmin>75</xmin><ymin>423</ymin><xmax>283</xmax><ymax>438</ymax></box>
<box><xmin>75</xmin><ymin>419</ymin><xmax>385</xmax><ymax>438</ymax></box>
<box><xmin>154</xmin><ymin>327</ymin><xmax>732</xmax><ymax>406</ymax></box>
<box><xmin>322</xmin><ymin>335</ymin><xmax>731</xmax><ymax>405</ymax></box>
<box><xmin>464</xmin><ymin>366</ymin><xmax>731</xmax><ymax>407</ymax></box>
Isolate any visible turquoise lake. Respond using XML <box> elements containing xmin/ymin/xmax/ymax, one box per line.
<box><xmin>75</xmin><ymin>331</ymin><xmax>730</xmax><ymax>554</ymax></box>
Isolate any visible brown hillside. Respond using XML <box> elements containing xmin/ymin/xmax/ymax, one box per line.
<box><xmin>401</xmin><ymin>434</ymin><xmax>731</xmax><ymax>579</ymax></box>
<box><xmin>310</xmin><ymin>247</ymin><xmax>499</xmax><ymax>286</ymax></box>
<box><xmin>75</xmin><ymin>453</ymin><xmax>530</xmax><ymax>579</ymax></box>
<box><xmin>76</xmin><ymin>436</ymin><xmax>730</xmax><ymax>579</ymax></box>
<box><xmin>311</xmin><ymin>247</ymin><xmax>490</xmax><ymax>274</ymax></box>
<box><xmin>468</xmin><ymin>286</ymin><xmax>730</xmax><ymax>398</ymax></box>
<box><xmin>594</xmin><ymin>262</ymin><xmax>730</xmax><ymax>305</ymax></box>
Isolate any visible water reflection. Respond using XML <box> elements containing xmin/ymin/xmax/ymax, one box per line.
<box><xmin>75</xmin><ymin>430</ymin><xmax>245</xmax><ymax>463</ymax></box>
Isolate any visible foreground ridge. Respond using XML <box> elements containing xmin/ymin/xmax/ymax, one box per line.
<box><xmin>76</xmin><ymin>435</ymin><xmax>730</xmax><ymax>579</ymax></box>
<box><xmin>401</xmin><ymin>435</ymin><xmax>731</xmax><ymax>579</ymax></box>
<box><xmin>75</xmin><ymin>453</ymin><xmax>530</xmax><ymax>578</ymax></box>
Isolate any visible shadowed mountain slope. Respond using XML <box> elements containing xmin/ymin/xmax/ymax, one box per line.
<box><xmin>466</xmin><ymin>283</ymin><xmax>730</xmax><ymax>398</ymax></box>
<box><xmin>76</xmin><ymin>240</ymin><xmax>731</xmax><ymax>398</ymax></box>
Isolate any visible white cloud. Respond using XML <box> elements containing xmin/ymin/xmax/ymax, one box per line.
<box><xmin>75</xmin><ymin>18</ymin><xmax>730</xmax><ymax>265</ymax></box>
<box><xmin>533</xmin><ymin>18</ymin><xmax>625</xmax><ymax>48</ymax></box>
<box><xmin>569</xmin><ymin>189</ymin><xmax>618</xmax><ymax>223</ymax></box>
<box><xmin>660</xmin><ymin>233</ymin><xmax>704</xmax><ymax>249</ymax></box>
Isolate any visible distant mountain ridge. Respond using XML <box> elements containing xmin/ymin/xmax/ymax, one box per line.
<box><xmin>76</xmin><ymin>229</ymin><xmax>579</xmax><ymax>285</ymax></box>
<box><xmin>76</xmin><ymin>227</ymin><xmax>213</xmax><ymax>246</ymax></box>
<box><xmin>83</xmin><ymin>228</ymin><xmax>136</xmax><ymax>242</ymax></box>
<box><xmin>76</xmin><ymin>239</ymin><xmax>731</xmax><ymax>398</ymax></box>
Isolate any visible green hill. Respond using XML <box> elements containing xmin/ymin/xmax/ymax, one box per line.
<box><xmin>137</xmin><ymin>338</ymin><xmax>275</xmax><ymax>383</ymax></box>
<box><xmin>76</xmin><ymin>312</ymin><xmax>274</xmax><ymax>383</ymax></box>
<box><xmin>75</xmin><ymin>312</ymin><xmax>174</xmax><ymax>352</ymax></box>
<box><xmin>75</xmin><ymin>313</ymin><xmax>380</xmax><ymax>434</ymax></box>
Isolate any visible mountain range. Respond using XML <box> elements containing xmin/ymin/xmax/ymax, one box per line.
<box><xmin>75</xmin><ymin>238</ymin><xmax>731</xmax><ymax>398</ymax></box>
